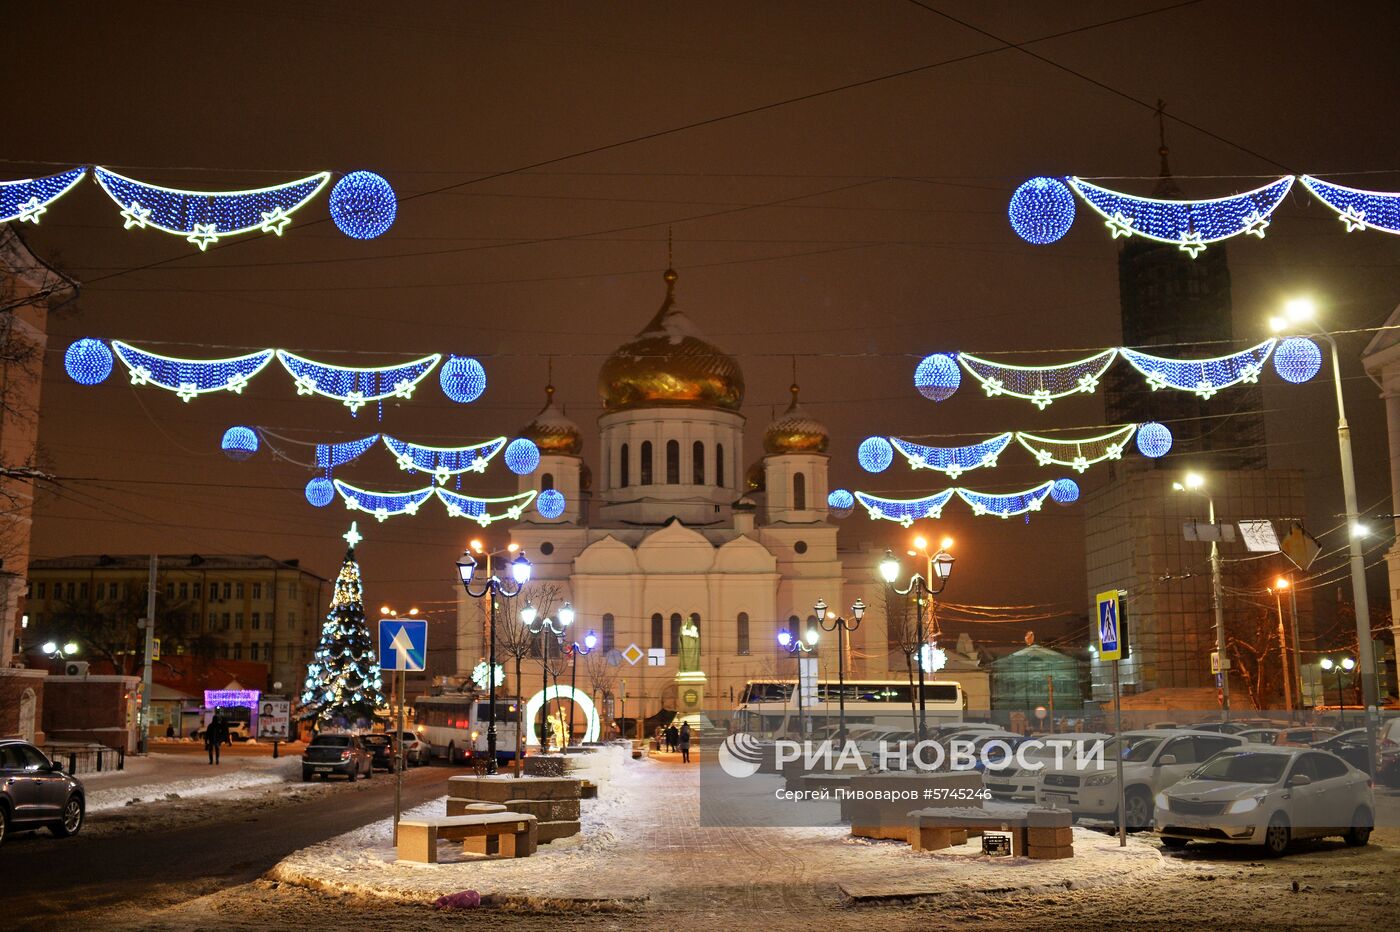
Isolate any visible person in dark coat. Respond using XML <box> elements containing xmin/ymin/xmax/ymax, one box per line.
<box><xmin>679</xmin><ymin>722</ymin><xmax>692</xmax><ymax>763</ymax></box>
<box><xmin>665</xmin><ymin>724</ymin><xmax>680</xmax><ymax>754</ymax></box>
<box><xmin>205</xmin><ymin>714</ymin><xmax>228</xmax><ymax>765</ymax></box>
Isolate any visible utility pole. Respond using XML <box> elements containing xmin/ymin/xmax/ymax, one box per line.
<box><xmin>139</xmin><ymin>554</ymin><xmax>157</xmax><ymax>755</ymax></box>
<box><xmin>1207</xmin><ymin>495</ymin><xmax>1230</xmax><ymax>718</ymax></box>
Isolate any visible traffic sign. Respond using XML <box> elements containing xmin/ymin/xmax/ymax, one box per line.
<box><xmin>1035</xmin><ymin>706</ymin><xmax>1048</xmax><ymax>720</ymax></box>
<box><xmin>378</xmin><ymin>618</ymin><xmax>427</xmax><ymax>672</ymax></box>
<box><xmin>1095</xmin><ymin>590</ymin><xmax>1123</xmax><ymax>661</ymax></box>
<box><xmin>1210</xmin><ymin>651</ymin><xmax>1221</xmax><ymax>675</ymax></box>
<box><xmin>647</xmin><ymin>648</ymin><xmax>666</xmax><ymax>667</ymax></box>
<box><xmin>1280</xmin><ymin>522</ymin><xmax>1321</xmax><ymax>570</ymax></box>
<box><xmin>621</xmin><ymin>643</ymin><xmax>643</xmax><ymax>666</ymax></box>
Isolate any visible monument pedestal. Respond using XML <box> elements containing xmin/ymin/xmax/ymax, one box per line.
<box><xmin>672</xmin><ymin>671</ymin><xmax>715</xmax><ymax>731</ymax></box>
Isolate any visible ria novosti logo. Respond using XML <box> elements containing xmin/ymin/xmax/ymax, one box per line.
<box><xmin>718</xmin><ymin>733</ymin><xmax>765</xmax><ymax>778</ymax></box>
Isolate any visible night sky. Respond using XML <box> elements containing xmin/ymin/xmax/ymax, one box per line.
<box><xmin>13</xmin><ymin>1</ymin><xmax>1400</xmax><ymax>655</ymax></box>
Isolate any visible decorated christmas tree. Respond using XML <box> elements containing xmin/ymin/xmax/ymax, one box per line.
<box><xmin>300</xmin><ymin>523</ymin><xmax>385</xmax><ymax>727</ymax></box>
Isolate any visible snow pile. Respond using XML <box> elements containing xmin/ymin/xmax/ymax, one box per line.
<box><xmin>86</xmin><ymin>755</ymin><xmax>301</xmax><ymax>811</ymax></box>
<box><xmin>270</xmin><ymin>755</ymin><xmax>1166</xmax><ymax>909</ymax></box>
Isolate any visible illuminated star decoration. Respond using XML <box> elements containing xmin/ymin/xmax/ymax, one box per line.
<box><xmin>258</xmin><ymin>206</ymin><xmax>292</xmax><ymax>236</ymax></box>
<box><xmin>343</xmin><ymin>521</ymin><xmax>363</xmax><ymax>548</ymax></box>
<box><xmin>186</xmin><ymin>222</ymin><xmax>220</xmax><ymax>251</ymax></box>
<box><xmin>15</xmin><ymin>196</ymin><xmax>46</xmax><ymax>223</ymax></box>
<box><xmin>225</xmin><ymin>372</ymin><xmax>250</xmax><ymax>394</ymax></box>
<box><xmin>1178</xmin><ymin>231</ymin><xmax>1206</xmax><ymax>258</ymax></box>
<box><xmin>1105</xmin><ymin>211</ymin><xmax>1136</xmax><ymax>238</ymax></box>
<box><xmin>1339</xmin><ymin>205</ymin><xmax>1368</xmax><ymax>232</ymax></box>
<box><xmin>176</xmin><ymin>383</ymin><xmax>199</xmax><ymax>402</ymax></box>
<box><xmin>1240</xmin><ymin>212</ymin><xmax>1270</xmax><ymax>238</ymax></box>
<box><xmin>121</xmin><ymin>201</ymin><xmax>152</xmax><ymax>229</ymax></box>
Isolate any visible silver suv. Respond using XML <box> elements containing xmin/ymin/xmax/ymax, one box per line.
<box><xmin>0</xmin><ymin>739</ymin><xmax>86</xmax><ymax>846</ymax></box>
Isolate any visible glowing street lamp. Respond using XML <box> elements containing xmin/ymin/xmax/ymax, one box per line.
<box><xmin>815</xmin><ymin>597</ymin><xmax>865</xmax><ymax>744</ymax></box>
<box><xmin>1172</xmin><ymin>472</ymin><xmax>1229</xmax><ymax>716</ymax></box>
<box><xmin>521</xmin><ymin>600</ymin><xmax>572</xmax><ymax>751</ymax></box>
<box><xmin>1320</xmin><ymin>656</ymin><xmax>1357</xmax><ymax>727</ymax></box>
<box><xmin>565</xmin><ymin>622</ymin><xmax>596</xmax><ymax>747</ymax></box>
<box><xmin>882</xmin><ymin>539</ymin><xmax>956</xmax><ymax>741</ymax></box>
<box><xmin>777</xmin><ymin>625</ymin><xmax>819</xmax><ymax>736</ymax></box>
<box><xmin>456</xmin><ymin>545</ymin><xmax>530</xmax><ymax>774</ymax></box>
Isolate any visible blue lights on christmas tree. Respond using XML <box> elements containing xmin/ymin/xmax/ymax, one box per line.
<box><xmin>300</xmin><ymin>526</ymin><xmax>386</xmax><ymax>728</ymax></box>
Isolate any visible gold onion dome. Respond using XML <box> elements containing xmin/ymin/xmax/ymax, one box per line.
<box><xmin>745</xmin><ymin>460</ymin><xmax>766</xmax><ymax>493</ymax></box>
<box><xmin>598</xmin><ymin>268</ymin><xmax>745</xmax><ymax>413</ymax></box>
<box><xmin>763</xmin><ymin>384</ymin><xmax>829</xmax><ymax>455</ymax></box>
<box><xmin>519</xmin><ymin>384</ymin><xmax>582</xmax><ymax>456</ymax></box>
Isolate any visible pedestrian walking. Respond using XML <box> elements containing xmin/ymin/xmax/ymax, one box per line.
<box><xmin>204</xmin><ymin>714</ymin><xmax>228</xmax><ymax>765</ymax></box>
<box><xmin>679</xmin><ymin>722</ymin><xmax>692</xmax><ymax>763</ymax></box>
<box><xmin>665</xmin><ymin>724</ymin><xmax>679</xmax><ymax>753</ymax></box>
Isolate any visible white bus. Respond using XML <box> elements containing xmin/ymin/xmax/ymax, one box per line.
<box><xmin>736</xmin><ymin>678</ymin><xmax>965</xmax><ymax>737</ymax></box>
<box><xmin>413</xmin><ymin>693</ymin><xmax>522</xmax><ymax>764</ymax></box>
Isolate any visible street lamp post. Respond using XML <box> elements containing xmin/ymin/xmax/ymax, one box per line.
<box><xmin>880</xmin><ymin>542</ymin><xmax>955</xmax><ymax>742</ymax></box>
<box><xmin>457</xmin><ymin>548</ymin><xmax>531</xmax><ymax>775</ymax></box>
<box><xmin>777</xmin><ymin>626</ymin><xmax>819</xmax><ymax>738</ymax></box>
<box><xmin>1320</xmin><ymin>656</ymin><xmax>1357</xmax><ymax>728</ymax></box>
<box><xmin>521</xmin><ymin>600</ymin><xmax>573</xmax><ymax>751</ymax></box>
<box><xmin>1272</xmin><ymin>298</ymin><xmax>1380</xmax><ymax>771</ymax></box>
<box><xmin>1172</xmin><ymin>473</ymin><xmax>1230</xmax><ymax>717</ymax></box>
<box><xmin>814</xmin><ymin>597</ymin><xmax>865</xmax><ymax>745</ymax></box>
<box><xmin>1266</xmin><ymin>578</ymin><xmax>1297</xmax><ymax>719</ymax></box>
<box><xmin>567</xmin><ymin>628</ymin><xmax>598</xmax><ymax>747</ymax></box>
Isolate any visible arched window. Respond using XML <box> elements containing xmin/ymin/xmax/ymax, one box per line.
<box><xmin>806</xmin><ymin>614</ymin><xmax>819</xmax><ymax>641</ymax></box>
<box><xmin>619</xmin><ymin>443</ymin><xmax>630</xmax><ymax>488</ymax></box>
<box><xmin>651</xmin><ymin>613</ymin><xmax>663</xmax><ymax>649</ymax></box>
<box><xmin>670</xmin><ymin>612</ymin><xmax>683</xmax><ymax>655</ymax></box>
<box><xmin>785</xmin><ymin>614</ymin><xmax>800</xmax><ymax>654</ymax></box>
<box><xmin>793</xmin><ymin>472</ymin><xmax>806</xmax><ymax>510</ymax></box>
<box><xmin>541</xmin><ymin>472</ymin><xmax>554</xmax><ymax>492</ymax></box>
<box><xmin>602</xmin><ymin>613</ymin><xmax>616</xmax><ymax>652</ymax></box>
<box><xmin>640</xmin><ymin>441</ymin><xmax>653</xmax><ymax>485</ymax></box>
<box><xmin>666</xmin><ymin>440</ymin><xmax>680</xmax><ymax>484</ymax></box>
<box><xmin>716</xmin><ymin>443</ymin><xmax>725</xmax><ymax>487</ymax></box>
<box><xmin>737</xmin><ymin>612</ymin><xmax>750</xmax><ymax>655</ymax></box>
<box><xmin>692</xmin><ymin>440</ymin><xmax>705</xmax><ymax>485</ymax></box>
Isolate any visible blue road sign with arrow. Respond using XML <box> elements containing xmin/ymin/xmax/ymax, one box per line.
<box><xmin>378</xmin><ymin>618</ymin><xmax>427</xmax><ymax>672</ymax></box>
<box><xmin>1096</xmin><ymin>589</ymin><xmax>1123</xmax><ymax>661</ymax></box>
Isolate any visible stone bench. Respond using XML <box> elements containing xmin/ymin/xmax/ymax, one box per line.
<box><xmin>396</xmin><ymin>813</ymin><xmax>538</xmax><ymax>863</ymax></box>
<box><xmin>910</xmin><ymin>807</ymin><xmax>1073</xmax><ymax>859</ymax></box>
<box><xmin>447</xmin><ymin>774</ymin><xmax>582</xmax><ymax>842</ymax></box>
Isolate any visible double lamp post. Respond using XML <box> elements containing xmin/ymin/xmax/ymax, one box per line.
<box><xmin>456</xmin><ymin>545</ymin><xmax>532</xmax><ymax>775</ymax></box>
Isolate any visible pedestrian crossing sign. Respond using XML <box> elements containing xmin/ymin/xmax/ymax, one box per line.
<box><xmin>1096</xmin><ymin>589</ymin><xmax>1124</xmax><ymax>661</ymax></box>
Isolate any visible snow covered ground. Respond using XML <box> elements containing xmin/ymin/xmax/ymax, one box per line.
<box><xmin>269</xmin><ymin>749</ymin><xmax>1166</xmax><ymax>909</ymax></box>
<box><xmin>86</xmin><ymin>754</ymin><xmax>303</xmax><ymax>812</ymax></box>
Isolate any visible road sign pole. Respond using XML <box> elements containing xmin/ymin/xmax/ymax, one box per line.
<box><xmin>139</xmin><ymin>554</ymin><xmax>157</xmax><ymax>755</ymax></box>
<box><xmin>1113</xmin><ymin>656</ymin><xmax>1125</xmax><ymax>848</ymax></box>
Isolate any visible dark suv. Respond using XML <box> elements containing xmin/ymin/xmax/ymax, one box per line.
<box><xmin>0</xmin><ymin>739</ymin><xmax>86</xmax><ymax>846</ymax></box>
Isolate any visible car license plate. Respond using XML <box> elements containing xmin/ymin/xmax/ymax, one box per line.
<box><xmin>315</xmin><ymin>766</ymin><xmax>332</xmax><ymax>772</ymax></box>
<box><xmin>1044</xmin><ymin>792</ymin><xmax>1070</xmax><ymax>806</ymax></box>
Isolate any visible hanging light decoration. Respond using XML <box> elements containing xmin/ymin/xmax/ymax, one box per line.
<box><xmin>1050</xmin><ymin>477</ymin><xmax>1080</xmax><ymax>504</ymax></box>
<box><xmin>1272</xmin><ymin>336</ymin><xmax>1322</xmax><ymax>384</ymax></box>
<box><xmin>64</xmin><ymin>338</ymin><xmax>114</xmax><ymax>385</ymax></box>
<box><xmin>221</xmin><ymin>426</ymin><xmax>259</xmax><ymax>461</ymax></box>
<box><xmin>1008</xmin><ymin>176</ymin><xmax>1076</xmax><ymax>245</ymax></box>
<box><xmin>857</xmin><ymin>436</ymin><xmax>895</xmax><ymax>473</ymax></box>
<box><xmin>329</xmin><ymin>170</ymin><xmax>397</xmax><ymax>240</ymax></box>
<box><xmin>439</xmin><ymin>355</ymin><xmax>487</xmax><ymax>403</ymax></box>
<box><xmin>536</xmin><ymin>489</ymin><xmax>566</xmax><ymax>519</ymax></box>
<box><xmin>305</xmin><ymin>477</ymin><xmax>336</xmax><ymax>508</ymax></box>
<box><xmin>504</xmin><ymin>438</ymin><xmax>541</xmax><ymax>476</ymax></box>
<box><xmin>913</xmin><ymin>352</ymin><xmax>962</xmax><ymax>401</ymax></box>
<box><xmin>1134</xmin><ymin>421</ymin><xmax>1174</xmax><ymax>458</ymax></box>
<box><xmin>827</xmin><ymin>488</ymin><xmax>855</xmax><ymax>519</ymax></box>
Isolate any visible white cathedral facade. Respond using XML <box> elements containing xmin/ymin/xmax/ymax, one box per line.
<box><xmin>455</xmin><ymin>268</ymin><xmax>989</xmax><ymax>730</ymax></box>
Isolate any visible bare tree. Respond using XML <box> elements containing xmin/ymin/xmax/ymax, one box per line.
<box><xmin>35</xmin><ymin>588</ymin><xmax>196</xmax><ymax>675</ymax></box>
<box><xmin>883</xmin><ymin>584</ymin><xmax>920</xmax><ymax>730</ymax></box>
<box><xmin>1228</xmin><ymin>604</ymin><xmax>1282</xmax><ymax>712</ymax></box>
<box><xmin>493</xmin><ymin>583</ymin><xmax>561</xmax><ymax>773</ymax></box>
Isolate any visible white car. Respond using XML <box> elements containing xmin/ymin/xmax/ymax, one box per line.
<box><xmin>397</xmin><ymin>730</ymin><xmax>431</xmax><ymax>766</ymax></box>
<box><xmin>1036</xmin><ymin>730</ymin><xmax>1245</xmax><ymax>829</ymax></box>
<box><xmin>1155</xmin><ymin>746</ymin><xmax>1373</xmax><ymax>856</ymax></box>
<box><xmin>984</xmin><ymin>733</ymin><xmax>1111</xmax><ymax>801</ymax></box>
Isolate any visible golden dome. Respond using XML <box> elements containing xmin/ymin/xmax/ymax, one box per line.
<box><xmin>745</xmin><ymin>459</ymin><xmax>766</xmax><ymax>493</ymax></box>
<box><xmin>519</xmin><ymin>384</ymin><xmax>582</xmax><ymax>456</ymax></box>
<box><xmin>598</xmin><ymin>269</ymin><xmax>744</xmax><ymax>413</ymax></box>
<box><xmin>763</xmin><ymin>384</ymin><xmax>829</xmax><ymax>455</ymax></box>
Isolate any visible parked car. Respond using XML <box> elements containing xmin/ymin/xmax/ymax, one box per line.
<box><xmin>0</xmin><ymin>739</ymin><xmax>85</xmax><ymax>846</ymax></box>
<box><xmin>984</xmin><ymin>733</ymin><xmax>1112</xmax><ymax>801</ymax></box>
<box><xmin>1275</xmin><ymin>727</ymin><xmax>1336</xmax><ymax>747</ymax></box>
<box><xmin>397</xmin><ymin>731</ymin><xmax>431</xmax><ymax>766</ymax></box>
<box><xmin>1236</xmin><ymin>728</ymin><xmax>1283</xmax><ymax>745</ymax></box>
<box><xmin>301</xmin><ymin>734</ymin><xmax>373</xmax><ymax>781</ymax></box>
<box><xmin>1036</xmin><ymin>729</ymin><xmax>1245</xmax><ymax>830</ymax></box>
<box><xmin>1154</xmin><ymin>746</ymin><xmax>1373</xmax><ymax>856</ymax></box>
<box><xmin>360</xmin><ymin>733</ymin><xmax>400</xmax><ymax>772</ymax></box>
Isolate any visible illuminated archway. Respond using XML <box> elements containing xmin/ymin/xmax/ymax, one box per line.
<box><xmin>524</xmin><ymin>684</ymin><xmax>600</xmax><ymax>746</ymax></box>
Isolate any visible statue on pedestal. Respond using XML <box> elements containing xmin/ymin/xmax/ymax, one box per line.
<box><xmin>679</xmin><ymin>619</ymin><xmax>701</xmax><ymax>673</ymax></box>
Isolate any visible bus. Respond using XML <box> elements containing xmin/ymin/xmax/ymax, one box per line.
<box><xmin>413</xmin><ymin>693</ymin><xmax>522</xmax><ymax>764</ymax></box>
<box><xmin>735</xmin><ymin>678</ymin><xmax>965</xmax><ymax>737</ymax></box>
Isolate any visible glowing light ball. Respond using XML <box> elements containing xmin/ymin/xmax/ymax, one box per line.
<box><xmin>1273</xmin><ymin>337</ymin><xmax>1322</xmax><ymax>384</ymax></box>
<box><xmin>857</xmin><ymin>437</ymin><xmax>894</xmax><ymax>473</ymax></box>
<box><xmin>1136</xmin><ymin>421</ymin><xmax>1173</xmax><ymax>458</ymax></box>
<box><xmin>221</xmin><ymin>426</ymin><xmax>259</xmax><ymax>461</ymax></box>
<box><xmin>440</xmin><ymin>355</ymin><xmax>486</xmax><ymax>403</ymax></box>
<box><xmin>537</xmin><ymin>489</ymin><xmax>566</xmax><ymax>519</ymax></box>
<box><xmin>914</xmin><ymin>353</ymin><xmax>961</xmax><ymax>402</ymax></box>
<box><xmin>305</xmin><ymin>477</ymin><xmax>335</xmax><ymax>508</ymax></box>
<box><xmin>1050</xmin><ymin>477</ymin><xmax>1080</xmax><ymax>504</ymax></box>
<box><xmin>1008</xmin><ymin>176</ymin><xmax>1076</xmax><ymax>245</ymax></box>
<box><xmin>827</xmin><ymin>488</ymin><xmax>855</xmax><ymax>519</ymax></box>
<box><xmin>330</xmin><ymin>170</ymin><xmax>397</xmax><ymax>239</ymax></box>
<box><xmin>64</xmin><ymin>338</ymin><xmax>113</xmax><ymax>385</ymax></box>
<box><xmin>504</xmin><ymin>438</ymin><xmax>540</xmax><ymax>475</ymax></box>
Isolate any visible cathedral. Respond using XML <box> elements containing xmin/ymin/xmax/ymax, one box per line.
<box><xmin>455</xmin><ymin>267</ymin><xmax>989</xmax><ymax>730</ymax></box>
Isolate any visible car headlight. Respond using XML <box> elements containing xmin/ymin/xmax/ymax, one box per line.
<box><xmin>1084</xmin><ymin>773</ymin><xmax>1116</xmax><ymax>787</ymax></box>
<box><xmin>1226</xmin><ymin>795</ymin><xmax>1263</xmax><ymax>814</ymax></box>
<box><xmin>1155</xmin><ymin>792</ymin><xmax>1169</xmax><ymax>810</ymax></box>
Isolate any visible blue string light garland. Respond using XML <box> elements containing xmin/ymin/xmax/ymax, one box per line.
<box><xmin>1119</xmin><ymin>339</ymin><xmax>1275</xmax><ymax>399</ymax></box>
<box><xmin>93</xmin><ymin>167</ymin><xmax>330</xmax><ymax>250</ymax></box>
<box><xmin>1066</xmin><ymin>175</ymin><xmax>1293</xmax><ymax>257</ymax></box>
<box><xmin>332</xmin><ymin>480</ymin><xmax>435</xmax><ymax>522</ymax></box>
<box><xmin>316</xmin><ymin>434</ymin><xmax>381</xmax><ymax>475</ymax></box>
<box><xmin>1014</xmin><ymin>424</ymin><xmax>1137</xmax><ymax>472</ymax></box>
<box><xmin>1300</xmin><ymin>175</ymin><xmax>1400</xmax><ymax>236</ymax></box>
<box><xmin>382</xmin><ymin>435</ymin><xmax>506</xmax><ymax>484</ymax></box>
<box><xmin>110</xmin><ymin>341</ymin><xmax>276</xmax><ymax>402</ymax></box>
<box><xmin>854</xmin><ymin>490</ymin><xmax>957</xmax><ymax>526</ymax></box>
<box><xmin>276</xmin><ymin>350</ymin><xmax>441</xmax><ymax>414</ymax></box>
<box><xmin>958</xmin><ymin>349</ymin><xmax>1117</xmax><ymax>409</ymax></box>
<box><xmin>436</xmin><ymin>488</ymin><xmax>538</xmax><ymax>526</ymax></box>
<box><xmin>1</xmin><ymin>167</ymin><xmax>87</xmax><ymax>224</ymax></box>
<box><xmin>889</xmin><ymin>433</ymin><xmax>1012</xmax><ymax>479</ymax></box>
<box><xmin>955</xmin><ymin>481</ymin><xmax>1056</xmax><ymax>519</ymax></box>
